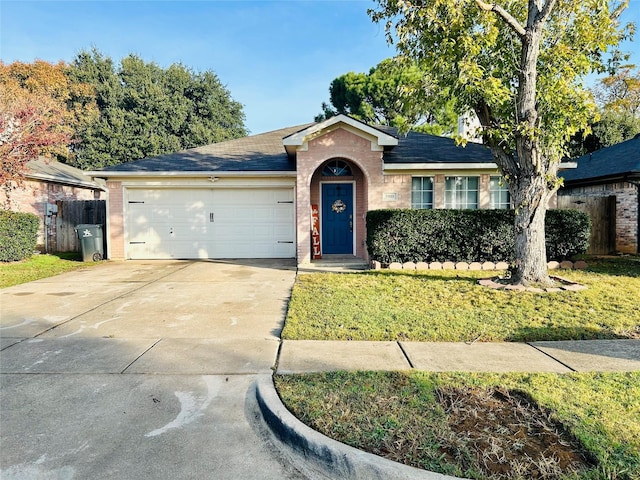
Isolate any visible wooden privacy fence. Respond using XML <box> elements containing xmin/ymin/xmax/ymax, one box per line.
<box><xmin>53</xmin><ymin>200</ymin><xmax>106</xmax><ymax>253</ymax></box>
<box><xmin>557</xmin><ymin>195</ymin><xmax>616</xmax><ymax>255</ymax></box>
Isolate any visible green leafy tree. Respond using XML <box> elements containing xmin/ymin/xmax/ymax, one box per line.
<box><xmin>570</xmin><ymin>67</ymin><xmax>640</xmax><ymax>155</ymax></box>
<box><xmin>592</xmin><ymin>66</ymin><xmax>640</xmax><ymax>147</ymax></box>
<box><xmin>316</xmin><ymin>58</ymin><xmax>458</xmax><ymax>136</ymax></box>
<box><xmin>67</xmin><ymin>49</ymin><xmax>247</xmax><ymax>169</ymax></box>
<box><xmin>371</xmin><ymin>0</ymin><xmax>632</xmax><ymax>285</ymax></box>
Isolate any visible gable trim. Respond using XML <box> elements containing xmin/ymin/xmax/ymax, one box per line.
<box><xmin>283</xmin><ymin>114</ymin><xmax>398</xmax><ymax>154</ymax></box>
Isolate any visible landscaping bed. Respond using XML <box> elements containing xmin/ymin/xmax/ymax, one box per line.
<box><xmin>275</xmin><ymin>371</ymin><xmax>640</xmax><ymax>480</ymax></box>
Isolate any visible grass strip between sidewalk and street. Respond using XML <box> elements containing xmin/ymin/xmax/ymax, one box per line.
<box><xmin>283</xmin><ymin>257</ymin><xmax>640</xmax><ymax>343</ymax></box>
<box><xmin>275</xmin><ymin>371</ymin><xmax>640</xmax><ymax>480</ymax></box>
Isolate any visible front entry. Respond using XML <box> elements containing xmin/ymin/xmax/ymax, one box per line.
<box><xmin>321</xmin><ymin>183</ymin><xmax>354</xmax><ymax>255</ymax></box>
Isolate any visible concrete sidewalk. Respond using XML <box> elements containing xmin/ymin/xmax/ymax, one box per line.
<box><xmin>276</xmin><ymin>339</ymin><xmax>640</xmax><ymax>374</ymax></box>
<box><xmin>258</xmin><ymin>338</ymin><xmax>640</xmax><ymax>480</ymax></box>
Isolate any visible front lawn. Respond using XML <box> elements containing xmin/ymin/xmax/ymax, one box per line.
<box><xmin>276</xmin><ymin>371</ymin><xmax>640</xmax><ymax>480</ymax></box>
<box><xmin>283</xmin><ymin>257</ymin><xmax>640</xmax><ymax>342</ymax></box>
<box><xmin>0</xmin><ymin>253</ymin><xmax>89</xmax><ymax>288</ymax></box>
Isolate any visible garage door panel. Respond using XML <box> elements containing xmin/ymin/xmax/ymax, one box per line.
<box><xmin>126</xmin><ymin>187</ymin><xmax>294</xmax><ymax>259</ymax></box>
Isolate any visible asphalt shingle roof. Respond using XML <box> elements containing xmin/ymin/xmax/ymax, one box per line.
<box><xmin>98</xmin><ymin>124</ymin><xmax>312</xmax><ymax>173</ymax></box>
<box><xmin>376</xmin><ymin>126</ymin><xmax>494</xmax><ymax>164</ymax></box>
<box><xmin>27</xmin><ymin>158</ymin><xmax>103</xmax><ymax>189</ymax></box>
<box><xmin>97</xmin><ymin>121</ymin><xmax>495</xmax><ymax>174</ymax></box>
<box><xmin>561</xmin><ymin>135</ymin><xmax>640</xmax><ymax>184</ymax></box>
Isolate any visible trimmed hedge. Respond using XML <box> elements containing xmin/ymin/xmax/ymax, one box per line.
<box><xmin>366</xmin><ymin>209</ymin><xmax>590</xmax><ymax>264</ymax></box>
<box><xmin>0</xmin><ymin>210</ymin><xmax>39</xmax><ymax>262</ymax></box>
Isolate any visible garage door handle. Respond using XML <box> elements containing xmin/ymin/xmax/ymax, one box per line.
<box><xmin>278</xmin><ymin>241</ymin><xmax>294</xmax><ymax>244</ymax></box>
<box><xmin>210</xmin><ymin>213</ymin><xmax>214</xmax><ymax>222</ymax></box>
<box><xmin>277</xmin><ymin>201</ymin><xmax>293</xmax><ymax>204</ymax></box>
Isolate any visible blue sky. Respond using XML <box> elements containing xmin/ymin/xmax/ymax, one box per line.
<box><xmin>2</xmin><ymin>0</ymin><xmax>639</xmax><ymax>135</ymax></box>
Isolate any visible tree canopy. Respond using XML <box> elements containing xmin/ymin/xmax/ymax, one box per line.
<box><xmin>570</xmin><ymin>66</ymin><xmax>640</xmax><ymax>155</ymax></box>
<box><xmin>370</xmin><ymin>0</ymin><xmax>633</xmax><ymax>285</ymax></box>
<box><xmin>66</xmin><ymin>49</ymin><xmax>247</xmax><ymax>169</ymax></box>
<box><xmin>316</xmin><ymin>58</ymin><xmax>458</xmax><ymax>136</ymax></box>
<box><xmin>0</xmin><ymin>61</ymin><xmax>73</xmax><ymax>204</ymax></box>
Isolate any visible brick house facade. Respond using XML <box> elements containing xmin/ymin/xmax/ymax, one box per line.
<box><xmin>91</xmin><ymin>115</ymin><xmax>567</xmax><ymax>263</ymax></box>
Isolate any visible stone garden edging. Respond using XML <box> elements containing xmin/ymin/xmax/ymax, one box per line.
<box><xmin>369</xmin><ymin>260</ymin><xmax>589</xmax><ymax>293</ymax></box>
<box><xmin>370</xmin><ymin>260</ymin><xmax>588</xmax><ymax>272</ymax></box>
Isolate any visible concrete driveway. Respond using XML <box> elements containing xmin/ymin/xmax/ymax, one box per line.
<box><xmin>0</xmin><ymin>260</ymin><xmax>309</xmax><ymax>479</ymax></box>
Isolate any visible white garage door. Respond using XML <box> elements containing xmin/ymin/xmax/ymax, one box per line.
<box><xmin>126</xmin><ymin>188</ymin><xmax>295</xmax><ymax>259</ymax></box>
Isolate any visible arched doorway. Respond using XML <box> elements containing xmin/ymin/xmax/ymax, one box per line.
<box><xmin>310</xmin><ymin>158</ymin><xmax>367</xmax><ymax>258</ymax></box>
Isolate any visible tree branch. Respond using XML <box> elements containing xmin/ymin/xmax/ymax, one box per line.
<box><xmin>611</xmin><ymin>1</ymin><xmax>629</xmax><ymax>20</ymax></box>
<box><xmin>475</xmin><ymin>0</ymin><xmax>526</xmax><ymax>37</ymax></box>
<box><xmin>538</xmin><ymin>0</ymin><xmax>558</xmax><ymax>24</ymax></box>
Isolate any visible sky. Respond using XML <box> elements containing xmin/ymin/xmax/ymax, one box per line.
<box><xmin>1</xmin><ymin>0</ymin><xmax>639</xmax><ymax>135</ymax></box>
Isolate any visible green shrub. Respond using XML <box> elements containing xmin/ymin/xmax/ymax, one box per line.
<box><xmin>545</xmin><ymin>209</ymin><xmax>591</xmax><ymax>261</ymax></box>
<box><xmin>0</xmin><ymin>210</ymin><xmax>39</xmax><ymax>262</ymax></box>
<box><xmin>366</xmin><ymin>209</ymin><xmax>590</xmax><ymax>264</ymax></box>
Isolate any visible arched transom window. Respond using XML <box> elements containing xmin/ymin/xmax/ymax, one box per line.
<box><xmin>322</xmin><ymin>160</ymin><xmax>352</xmax><ymax>177</ymax></box>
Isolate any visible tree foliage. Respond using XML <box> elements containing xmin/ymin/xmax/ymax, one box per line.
<box><xmin>370</xmin><ymin>0</ymin><xmax>632</xmax><ymax>285</ymax></box>
<box><xmin>571</xmin><ymin>66</ymin><xmax>640</xmax><ymax>155</ymax></box>
<box><xmin>0</xmin><ymin>61</ymin><xmax>73</xmax><ymax>204</ymax></box>
<box><xmin>67</xmin><ymin>49</ymin><xmax>247</xmax><ymax>169</ymax></box>
<box><xmin>316</xmin><ymin>58</ymin><xmax>458</xmax><ymax>136</ymax></box>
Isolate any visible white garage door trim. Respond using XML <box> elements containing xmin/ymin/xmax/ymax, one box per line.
<box><xmin>125</xmin><ymin>187</ymin><xmax>295</xmax><ymax>259</ymax></box>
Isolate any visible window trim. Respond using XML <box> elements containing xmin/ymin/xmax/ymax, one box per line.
<box><xmin>444</xmin><ymin>176</ymin><xmax>479</xmax><ymax>209</ymax></box>
<box><xmin>489</xmin><ymin>176</ymin><xmax>511</xmax><ymax>209</ymax></box>
<box><xmin>411</xmin><ymin>176</ymin><xmax>434</xmax><ymax>209</ymax></box>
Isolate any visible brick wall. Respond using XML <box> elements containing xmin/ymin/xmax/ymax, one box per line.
<box><xmin>106</xmin><ymin>181</ymin><xmax>125</xmax><ymax>259</ymax></box>
<box><xmin>296</xmin><ymin>128</ymin><xmax>385</xmax><ymax>263</ymax></box>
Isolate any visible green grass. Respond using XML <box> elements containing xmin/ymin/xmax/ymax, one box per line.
<box><xmin>275</xmin><ymin>371</ymin><xmax>640</xmax><ymax>480</ymax></box>
<box><xmin>283</xmin><ymin>257</ymin><xmax>640</xmax><ymax>342</ymax></box>
<box><xmin>0</xmin><ymin>253</ymin><xmax>91</xmax><ymax>288</ymax></box>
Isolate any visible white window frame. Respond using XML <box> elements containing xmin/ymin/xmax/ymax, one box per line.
<box><xmin>489</xmin><ymin>176</ymin><xmax>511</xmax><ymax>209</ymax></box>
<box><xmin>411</xmin><ymin>176</ymin><xmax>434</xmax><ymax>209</ymax></box>
<box><xmin>444</xmin><ymin>176</ymin><xmax>479</xmax><ymax>209</ymax></box>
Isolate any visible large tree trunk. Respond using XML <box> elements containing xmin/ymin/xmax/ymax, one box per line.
<box><xmin>509</xmin><ymin>172</ymin><xmax>554</xmax><ymax>286</ymax></box>
<box><xmin>472</xmin><ymin>1</ymin><xmax>562</xmax><ymax>286</ymax></box>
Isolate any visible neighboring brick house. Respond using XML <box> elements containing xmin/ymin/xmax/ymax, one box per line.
<box><xmin>89</xmin><ymin>115</ymin><xmax>570</xmax><ymax>264</ymax></box>
<box><xmin>5</xmin><ymin>158</ymin><xmax>105</xmax><ymax>252</ymax></box>
<box><xmin>559</xmin><ymin>134</ymin><xmax>640</xmax><ymax>254</ymax></box>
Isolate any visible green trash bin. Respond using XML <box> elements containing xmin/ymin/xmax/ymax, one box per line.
<box><xmin>76</xmin><ymin>224</ymin><xmax>104</xmax><ymax>262</ymax></box>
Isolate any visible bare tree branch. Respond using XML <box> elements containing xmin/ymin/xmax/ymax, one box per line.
<box><xmin>475</xmin><ymin>0</ymin><xmax>526</xmax><ymax>37</ymax></box>
<box><xmin>612</xmin><ymin>0</ymin><xmax>629</xmax><ymax>20</ymax></box>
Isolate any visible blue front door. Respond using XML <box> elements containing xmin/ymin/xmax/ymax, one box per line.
<box><xmin>322</xmin><ymin>183</ymin><xmax>353</xmax><ymax>255</ymax></box>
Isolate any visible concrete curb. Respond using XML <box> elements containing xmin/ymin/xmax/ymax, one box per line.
<box><xmin>255</xmin><ymin>375</ymin><xmax>464</xmax><ymax>480</ymax></box>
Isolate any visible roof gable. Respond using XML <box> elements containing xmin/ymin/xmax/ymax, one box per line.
<box><xmin>282</xmin><ymin>114</ymin><xmax>398</xmax><ymax>156</ymax></box>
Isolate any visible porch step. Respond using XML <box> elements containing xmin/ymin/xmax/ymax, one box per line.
<box><xmin>297</xmin><ymin>259</ymin><xmax>369</xmax><ymax>273</ymax></box>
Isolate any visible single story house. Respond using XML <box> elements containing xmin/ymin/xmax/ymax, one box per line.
<box><xmin>6</xmin><ymin>158</ymin><xmax>105</xmax><ymax>253</ymax></box>
<box><xmin>559</xmin><ymin>134</ymin><xmax>640</xmax><ymax>254</ymax></box>
<box><xmin>89</xmin><ymin>114</ymin><xmax>565</xmax><ymax>264</ymax></box>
